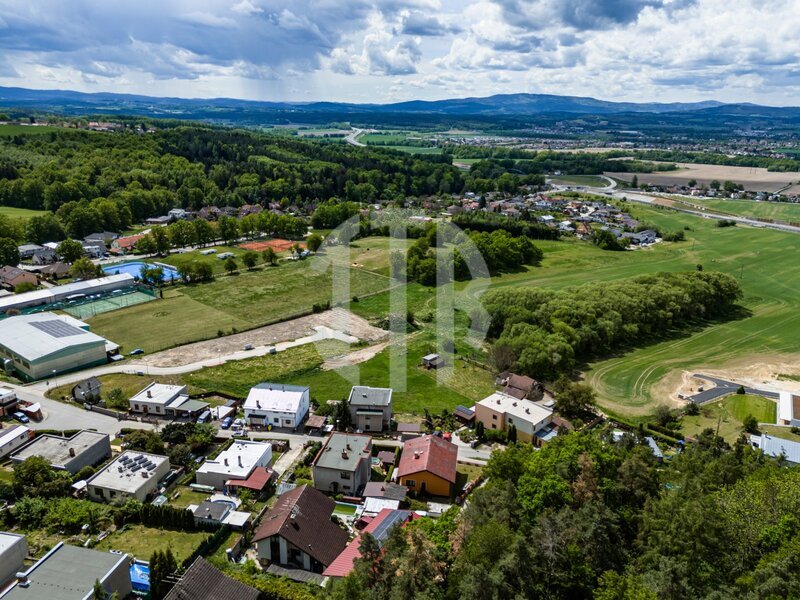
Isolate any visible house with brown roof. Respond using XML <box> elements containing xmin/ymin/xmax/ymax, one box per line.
<box><xmin>164</xmin><ymin>557</ymin><xmax>260</xmax><ymax>600</ymax></box>
<box><xmin>253</xmin><ymin>484</ymin><xmax>348</xmax><ymax>573</ymax></box>
<box><xmin>396</xmin><ymin>435</ymin><xmax>458</xmax><ymax>497</ymax></box>
<box><xmin>36</xmin><ymin>261</ymin><xmax>70</xmax><ymax>281</ymax></box>
<box><xmin>0</xmin><ymin>266</ymin><xmax>37</xmax><ymax>290</ymax></box>
<box><xmin>111</xmin><ymin>233</ymin><xmax>145</xmax><ymax>254</ymax></box>
<box><xmin>497</xmin><ymin>372</ymin><xmax>544</xmax><ymax>401</ymax></box>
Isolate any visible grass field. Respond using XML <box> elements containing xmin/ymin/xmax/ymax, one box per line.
<box><xmin>95</xmin><ymin>524</ymin><xmax>209</xmax><ymax>562</ymax></box>
<box><xmin>0</xmin><ymin>124</ymin><xmax>65</xmax><ymax>136</ymax></box>
<box><xmin>0</xmin><ymin>206</ymin><xmax>48</xmax><ymax>219</ymax></box>
<box><xmin>685</xmin><ymin>198</ymin><xmax>800</xmax><ymax>222</ymax></box>
<box><xmin>549</xmin><ymin>175</ymin><xmax>610</xmax><ymax>187</ymax></box>
<box><xmin>383</xmin><ymin>145</ymin><xmax>443</xmax><ymax>155</ymax></box>
<box><xmin>88</xmin><ymin>258</ymin><xmax>392</xmax><ymax>353</ymax></box>
<box><xmin>682</xmin><ymin>395</ymin><xmax>777</xmax><ymax>442</ymax></box>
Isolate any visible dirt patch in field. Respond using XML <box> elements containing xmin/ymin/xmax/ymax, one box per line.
<box><xmin>239</xmin><ymin>238</ymin><xmax>301</xmax><ymax>252</ymax></box>
<box><xmin>322</xmin><ymin>340</ymin><xmax>392</xmax><ymax>370</ymax></box>
<box><xmin>144</xmin><ymin>307</ymin><xmax>388</xmax><ymax>367</ymax></box>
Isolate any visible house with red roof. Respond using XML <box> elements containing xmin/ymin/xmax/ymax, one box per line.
<box><xmin>396</xmin><ymin>435</ymin><xmax>458</xmax><ymax>497</ymax></box>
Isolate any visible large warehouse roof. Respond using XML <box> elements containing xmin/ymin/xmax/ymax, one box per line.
<box><xmin>0</xmin><ymin>273</ymin><xmax>134</xmax><ymax>313</ymax></box>
<box><xmin>0</xmin><ymin>312</ymin><xmax>109</xmax><ymax>362</ymax></box>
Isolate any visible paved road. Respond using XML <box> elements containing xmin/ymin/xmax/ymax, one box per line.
<box><xmin>345</xmin><ymin>128</ymin><xmax>366</xmax><ymax>147</ymax></box>
<box><xmin>688</xmin><ymin>374</ymin><xmax>780</xmax><ymax>405</ymax></box>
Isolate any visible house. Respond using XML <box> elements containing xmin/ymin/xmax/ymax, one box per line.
<box><xmin>81</xmin><ymin>241</ymin><xmax>106</xmax><ymax>259</ymax></box>
<box><xmin>195</xmin><ymin>440</ymin><xmax>273</xmax><ymax>490</ymax></box>
<box><xmin>362</xmin><ymin>481</ymin><xmax>407</xmax><ymax>502</ymax></box>
<box><xmin>0</xmin><ymin>532</ymin><xmax>27</xmax><ymax>588</ymax></box>
<box><xmin>0</xmin><ymin>266</ymin><xmax>37</xmax><ymax>290</ymax></box>
<box><xmin>17</xmin><ymin>244</ymin><xmax>44</xmax><ymax>260</ymax></box>
<box><xmin>312</xmin><ymin>432</ymin><xmax>372</xmax><ymax>495</ymax></box>
<box><xmin>111</xmin><ymin>233</ymin><xmax>145</xmax><ymax>254</ymax></box>
<box><xmin>129</xmin><ymin>382</ymin><xmax>208</xmax><ymax>418</ymax></box>
<box><xmin>323</xmin><ymin>509</ymin><xmax>417</xmax><ymax>579</ymax></box>
<box><xmin>475</xmin><ymin>392</ymin><xmax>553</xmax><ymax>444</ymax></box>
<box><xmin>190</xmin><ymin>499</ymin><xmax>251</xmax><ymax>530</ymax></box>
<box><xmin>751</xmin><ymin>433</ymin><xmax>800</xmax><ymax>464</ymax></box>
<box><xmin>71</xmin><ymin>376</ymin><xmax>102</xmax><ymax>403</ymax></box>
<box><xmin>31</xmin><ymin>247</ymin><xmax>58</xmax><ymax>265</ymax></box>
<box><xmin>0</xmin><ymin>424</ymin><xmax>32</xmax><ymax>459</ymax></box>
<box><xmin>0</xmin><ymin>385</ymin><xmax>18</xmax><ymax>417</ymax></box>
<box><xmin>146</xmin><ymin>216</ymin><xmax>171</xmax><ymax>226</ymax></box>
<box><xmin>622</xmin><ymin>229</ymin><xmax>657</xmax><ymax>245</ymax></box>
<box><xmin>244</xmin><ymin>383</ymin><xmax>310</xmax><ymax>429</ymax></box>
<box><xmin>198</xmin><ymin>206</ymin><xmax>221</xmax><ymax>220</ymax></box>
<box><xmin>421</xmin><ymin>353</ymin><xmax>445</xmax><ymax>369</ymax></box>
<box><xmin>396</xmin><ymin>435</ymin><xmax>457</xmax><ymax>497</ymax></box>
<box><xmin>395</xmin><ymin>422</ymin><xmax>422</xmax><ymax>441</ymax></box>
<box><xmin>85</xmin><ymin>232</ymin><xmax>119</xmax><ymax>245</ymax></box>
<box><xmin>11</xmin><ymin>430</ymin><xmax>111</xmax><ymax>474</ymax></box>
<box><xmin>498</xmin><ymin>372</ymin><xmax>544</xmax><ymax>401</ymax></box>
<box><xmin>253</xmin><ymin>485</ymin><xmax>348</xmax><ymax>573</ymax></box>
<box><xmin>239</xmin><ymin>204</ymin><xmax>263</xmax><ymax>217</ymax></box>
<box><xmin>348</xmin><ymin>385</ymin><xmax>392</xmax><ymax>432</ymax></box>
<box><xmin>164</xmin><ymin>557</ymin><xmax>261</xmax><ymax>600</ymax></box>
<box><xmin>168</xmin><ymin>208</ymin><xmax>188</xmax><ymax>220</ymax></box>
<box><xmin>223</xmin><ymin>466</ymin><xmax>276</xmax><ymax>497</ymax></box>
<box><xmin>36</xmin><ymin>261</ymin><xmax>70</xmax><ymax>280</ymax></box>
<box><xmin>87</xmin><ymin>450</ymin><xmax>170</xmax><ymax>502</ymax></box>
<box><xmin>453</xmin><ymin>405</ymin><xmax>475</xmax><ymax>424</ymax></box>
<box><xmin>0</xmin><ymin>542</ymin><xmax>131</xmax><ymax>600</ymax></box>
<box><xmin>778</xmin><ymin>391</ymin><xmax>800</xmax><ymax>426</ymax></box>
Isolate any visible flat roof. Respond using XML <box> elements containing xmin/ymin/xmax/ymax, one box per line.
<box><xmin>12</xmin><ymin>430</ymin><xmax>108</xmax><ymax>467</ymax></box>
<box><xmin>244</xmin><ymin>383</ymin><xmax>308</xmax><ymax>413</ymax></box>
<box><xmin>348</xmin><ymin>386</ymin><xmax>392</xmax><ymax>408</ymax></box>
<box><xmin>197</xmin><ymin>441</ymin><xmax>272</xmax><ymax>479</ymax></box>
<box><xmin>0</xmin><ymin>274</ymin><xmax>134</xmax><ymax>312</ymax></box>
<box><xmin>88</xmin><ymin>450</ymin><xmax>168</xmax><ymax>493</ymax></box>
<box><xmin>477</xmin><ymin>392</ymin><xmax>553</xmax><ymax>425</ymax></box>
<box><xmin>130</xmin><ymin>382</ymin><xmax>188</xmax><ymax>407</ymax></box>
<box><xmin>314</xmin><ymin>433</ymin><xmax>371</xmax><ymax>472</ymax></box>
<box><xmin>0</xmin><ymin>531</ymin><xmax>25</xmax><ymax>554</ymax></box>
<box><xmin>1</xmin><ymin>542</ymin><xmax>128</xmax><ymax>600</ymax></box>
<box><xmin>0</xmin><ymin>313</ymin><xmax>108</xmax><ymax>362</ymax></box>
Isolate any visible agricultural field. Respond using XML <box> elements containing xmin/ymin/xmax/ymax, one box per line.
<box><xmin>87</xmin><ymin>258</ymin><xmax>391</xmax><ymax>353</ymax></box>
<box><xmin>383</xmin><ymin>145</ymin><xmax>443</xmax><ymax>155</ymax></box>
<box><xmin>0</xmin><ymin>206</ymin><xmax>48</xmax><ymax>219</ymax></box>
<box><xmin>606</xmin><ymin>162</ymin><xmax>800</xmax><ymax>192</ymax></box>
<box><xmin>549</xmin><ymin>175</ymin><xmax>611</xmax><ymax>187</ymax></box>
<box><xmin>681</xmin><ymin>395</ymin><xmax>777</xmax><ymax>442</ymax></box>
<box><xmin>674</xmin><ymin>197</ymin><xmax>800</xmax><ymax>222</ymax></box>
<box><xmin>0</xmin><ymin>124</ymin><xmax>66</xmax><ymax>136</ymax></box>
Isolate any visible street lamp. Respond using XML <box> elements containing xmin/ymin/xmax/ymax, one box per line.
<box><xmin>52</xmin><ymin>369</ymin><xmax>58</xmax><ymax>389</ymax></box>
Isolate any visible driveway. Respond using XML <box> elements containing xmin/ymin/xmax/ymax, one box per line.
<box><xmin>688</xmin><ymin>374</ymin><xmax>780</xmax><ymax>404</ymax></box>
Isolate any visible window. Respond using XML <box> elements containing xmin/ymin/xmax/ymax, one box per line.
<box><xmin>405</xmin><ymin>479</ymin><xmax>416</xmax><ymax>488</ymax></box>
<box><xmin>492</xmin><ymin>424</ymin><xmax>497</xmax><ymax>429</ymax></box>
<box><xmin>492</xmin><ymin>414</ymin><xmax>497</xmax><ymax>420</ymax></box>
<box><xmin>134</xmin><ymin>404</ymin><xmax>139</xmax><ymax>411</ymax></box>
<box><xmin>340</xmin><ymin>471</ymin><xmax>351</xmax><ymax>480</ymax></box>
<box><xmin>273</xmin><ymin>418</ymin><xmax>279</xmax><ymax>424</ymax></box>
<box><xmin>508</xmin><ymin>417</ymin><xmax>513</xmax><ymax>424</ymax></box>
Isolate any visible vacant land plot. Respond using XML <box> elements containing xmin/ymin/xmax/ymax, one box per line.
<box><xmin>606</xmin><ymin>162</ymin><xmax>800</xmax><ymax>192</ymax></box>
<box><xmin>95</xmin><ymin>524</ymin><xmax>208</xmax><ymax>562</ymax></box>
<box><xmin>240</xmin><ymin>238</ymin><xmax>299</xmax><ymax>252</ymax></box>
<box><xmin>681</xmin><ymin>395</ymin><xmax>776</xmax><ymax>442</ymax></box>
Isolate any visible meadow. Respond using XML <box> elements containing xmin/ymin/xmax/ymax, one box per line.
<box><xmin>0</xmin><ymin>124</ymin><xmax>66</xmax><ymax>136</ymax></box>
<box><xmin>549</xmin><ymin>175</ymin><xmax>610</xmax><ymax>187</ymax></box>
<box><xmin>0</xmin><ymin>206</ymin><xmax>48</xmax><ymax>219</ymax></box>
<box><xmin>681</xmin><ymin>197</ymin><xmax>800</xmax><ymax>223</ymax></box>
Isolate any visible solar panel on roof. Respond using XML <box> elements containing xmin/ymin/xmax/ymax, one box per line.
<box><xmin>371</xmin><ymin>510</ymin><xmax>411</xmax><ymax>544</ymax></box>
<box><xmin>119</xmin><ymin>456</ymin><xmax>131</xmax><ymax>464</ymax></box>
<box><xmin>30</xmin><ymin>319</ymin><xmax>85</xmax><ymax>338</ymax></box>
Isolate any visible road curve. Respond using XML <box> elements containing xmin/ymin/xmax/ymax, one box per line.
<box><xmin>688</xmin><ymin>374</ymin><xmax>779</xmax><ymax>405</ymax></box>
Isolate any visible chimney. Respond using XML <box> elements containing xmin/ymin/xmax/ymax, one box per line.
<box><xmin>256</xmin><ymin>401</ymin><xmax>261</xmax><ymax>409</ymax></box>
<box><xmin>341</xmin><ymin>451</ymin><xmax>348</xmax><ymax>460</ymax></box>
<box><xmin>147</xmin><ymin>390</ymin><xmax>152</xmax><ymax>398</ymax></box>
<box><xmin>414</xmin><ymin>451</ymin><xmax>420</xmax><ymax>459</ymax></box>
<box><xmin>224</xmin><ymin>458</ymin><xmax>229</xmax><ymax>466</ymax></box>
<box><xmin>68</xmin><ymin>447</ymin><xmax>75</xmax><ymax>458</ymax></box>
<box><xmin>238</xmin><ymin>456</ymin><xmax>243</xmax><ymax>468</ymax></box>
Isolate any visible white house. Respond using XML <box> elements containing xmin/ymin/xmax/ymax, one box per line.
<box><xmin>244</xmin><ymin>383</ymin><xmax>309</xmax><ymax>429</ymax></box>
<box><xmin>87</xmin><ymin>451</ymin><xmax>170</xmax><ymax>503</ymax></box>
<box><xmin>195</xmin><ymin>440</ymin><xmax>273</xmax><ymax>490</ymax></box>
<box><xmin>778</xmin><ymin>391</ymin><xmax>800</xmax><ymax>426</ymax></box>
<box><xmin>0</xmin><ymin>424</ymin><xmax>32</xmax><ymax>460</ymax></box>
<box><xmin>128</xmin><ymin>382</ymin><xmax>209</xmax><ymax>418</ymax></box>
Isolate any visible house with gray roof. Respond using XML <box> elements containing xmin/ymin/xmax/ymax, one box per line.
<box><xmin>11</xmin><ymin>430</ymin><xmax>111</xmax><ymax>474</ymax></box>
<box><xmin>347</xmin><ymin>386</ymin><xmax>392</xmax><ymax>432</ymax></box>
<box><xmin>312</xmin><ymin>432</ymin><xmax>372</xmax><ymax>495</ymax></box>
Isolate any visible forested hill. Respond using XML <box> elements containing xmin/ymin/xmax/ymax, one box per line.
<box><xmin>0</xmin><ymin>126</ymin><xmax>544</xmax><ymax>241</ymax></box>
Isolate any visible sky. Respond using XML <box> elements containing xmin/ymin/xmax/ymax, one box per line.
<box><xmin>0</xmin><ymin>0</ymin><xmax>798</xmax><ymax>105</ymax></box>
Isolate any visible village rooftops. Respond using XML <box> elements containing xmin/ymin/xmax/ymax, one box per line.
<box><xmin>396</xmin><ymin>435</ymin><xmax>458</xmax><ymax>484</ymax></box>
<box><xmin>196</xmin><ymin>440</ymin><xmax>272</xmax><ymax>479</ymax></box>
<box><xmin>314</xmin><ymin>433</ymin><xmax>372</xmax><ymax>471</ymax></box>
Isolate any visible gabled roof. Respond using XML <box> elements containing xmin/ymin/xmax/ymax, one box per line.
<box><xmin>252</xmin><ymin>484</ymin><xmax>348</xmax><ymax>566</ymax></box>
<box><xmin>396</xmin><ymin>435</ymin><xmax>457</xmax><ymax>484</ymax></box>
<box><xmin>164</xmin><ymin>557</ymin><xmax>260</xmax><ymax>600</ymax></box>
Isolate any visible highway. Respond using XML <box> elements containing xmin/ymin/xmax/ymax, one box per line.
<box><xmin>345</xmin><ymin>128</ymin><xmax>366</xmax><ymax>147</ymax></box>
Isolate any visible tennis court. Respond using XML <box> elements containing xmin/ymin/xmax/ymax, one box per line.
<box><xmin>62</xmin><ymin>290</ymin><xmax>157</xmax><ymax>319</ymax></box>
<box><xmin>239</xmin><ymin>238</ymin><xmax>301</xmax><ymax>252</ymax></box>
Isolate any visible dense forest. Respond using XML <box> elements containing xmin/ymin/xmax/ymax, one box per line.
<box><xmin>482</xmin><ymin>271</ymin><xmax>742</xmax><ymax>378</ymax></box>
<box><xmin>326</xmin><ymin>429</ymin><xmax>800</xmax><ymax>600</ymax></box>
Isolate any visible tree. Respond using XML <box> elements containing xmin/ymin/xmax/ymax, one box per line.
<box><xmin>217</xmin><ymin>215</ymin><xmax>239</xmax><ymax>245</ymax></box>
<box><xmin>124</xmin><ymin>430</ymin><xmax>164</xmax><ymax>454</ymax></box>
<box><xmin>652</xmin><ymin>404</ymin><xmax>674</xmax><ymax>428</ymax></box>
<box><xmin>14</xmin><ymin>281</ymin><xmax>37</xmax><ymax>293</ymax></box>
<box><xmin>70</xmin><ymin>257</ymin><xmax>101</xmax><ymax>280</ymax></box>
<box><xmin>631</xmin><ymin>175</ymin><xmax>639</xmax><ymax>188</ymax></box>
<box><xmin>194</xmin><ymin>262</ymin><xmax>213</xmax><ymax>281</ymax></box>
<box><xmin>688</xmin><ymin>179</ymin><xmax>697</xmax><ymax>188</ymax></box>
<box><xmin>26</xmin><ymin>214</ymin><xmax>66</xmax><ymax>245</ymax></box>
<box><xmin>242</xmin><ymin>251</ymin><xmax>258</xmax><ymax>270</ymax></box>
<box><xmin>306</xmin><ymin>233</ymin><xmax>323</xmax><ymax>253</ymax></box>
<box><xmin>743</xmin><ymin>414</ymin><xmax>759</xmax><ymax>434</ymax></box>
<box><xmin>554</xmin><ymin>380</ymin><xmax>597</xmax><ymax>419</ymax></box>
<box><xmin>736</xmin><ymin>385</ymin><xmax>745</xmax><ymax>395</ymax></box>
<box><xmin>192</xmin><ymin>218</ymin><xmax>215</xmax><ymax>247</ymax></box>
<box><xmin>224</xmin><ymin>256</ymin><xmax>238</xmax><ymax>274</ymax></box>
<box><xmin>149</xmin><ymin>549</ymin><xmax>177</xmax><ymax>600</ymax></box>
<box><xmin>13</xmin><ymin>456</ymin><xmax>72</xmax><ymax>498</ymax></box>
<box><xmin>710</xmin><ymin>179</ymin><xmax>721</xmax><ymax>190</ymax></box>
<box><xmin>0</xmin><ymin>237</ymin><xmax>21</xmax><ymax>266</ymax></box>
<box><xmin>136</xmin><ymin>234</ymin><xmax>157</xmax><ymax>255</ymax></box>
<box><xmin>56</xmin><ymin>238</ymin><xmax>84</xmax><ymax>263</ymax></box>
<box><xmin>508</xmin><ymin>424</ymin><xmax>518</xmax><ymax>443</ymax></box>
<box><xmin>105</xmin><ymin>387</ymin><xmax>127</xmax><ymax>410</ymax></box>
<box><xmin>150</xmin><ymin>226</ymin><xmax>170</xmax><ymax>255</ymax></box>
<box><xmin>262</xmin><ymin>246</ymin><xmax>277</xmax><ymax>266</ymax></box>
<box><xmin>475</xmin><ymin>420</ymin><xmax>485</xmax><ymax>441</ymax></box>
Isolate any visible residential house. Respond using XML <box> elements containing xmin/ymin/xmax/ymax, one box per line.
<box><xmin>0</xmin><ymin>424</ymin><xmax>32</xmax><ymax>460</ymax></box>
<box><xmin>31</xmin><ymin>247</ymin><xmax>58</xmax><ymax>265</ymax></box>
<box><xmin>347</xmin><ymin>385</ymin><xmax>392</xmax><ymax>432</ymax></box>
<box><xmin>0</xmin><ymin>266</ymin><xmax>37</xmax><ymax>290</ymax></box>
<box><xmin>18</xmin><ymin>244</ymin><xmax>44</xmax><ymax>260</ymax></box>
<box><xmin>497</xmin><ymin>372</ymin><xmax>544</xmax><ymax>401</ymax></box>
<box><xmin>239</xmin><ymin>204</ymin><xmax>263</xmax><ymax>217</ymax></box>
<box><xmin>312</xmin><ymin>432</ymin><xmax>372</xmax><ymax>495</ymax></box>
<box><xmin>198</xmin><ymin>206</ymin><xmax>221</xmax><ymax>220</ymax></box>
<box><xmin>1</xmin><ymin>542</ymin><xmax>131</xmax><ymax>600</ymax></box>
<box><xmin>395</xmin><ymin>422</ymin><xmax>422</xmax><ymax>441</ymax></box>
<box><xmin>146</xmin><ymin>215</ymin><xmax>171</xmax><ymax>226</ymax></box>
<box><xmin>475</xmin><ymin>392</ymin><xmax>553</xmax><ymax>444</ymax></box>
<box><xmin>396</xmin><ymin>434</ymin><xmax>457</xmax><ymax>497</ymax></box>
<box><xmin>195</xmin><ymin>440</ymin><xmax>273</xmax><ymax>490</ymax></box>
<box><xmin>253</xmin><ymin>485</ymin><xmax>348</xmax><ymax>573</ymax></box>
<box><xmin>87</xmin><ymin>450</ymin><xmax>170</xmax><ymax>502</ymax></box>
<box><xmin>190</xmin><ymin>500</ymin><xmax>250</xmax><ymax>530</ymax></box>
<box><xmin>453</xmin><ymin>405</ymin><xmax>475</xmax><ymax>424</ymax></box>
<box><xmin>0</xmin><ymin>532</ymin><xmax>27</xmax><ymax>588</ymax></box>
<box><xmin>622</xmin><ymin>229</ymin><xmax>657</xmax><ymax>245</ymax></box>
<box><xmin>362</xmin><ymin>482</ymin><xmax>407</xmax><ymax>503</ymax></box>
<box><xmin>11</xmin><ymin>430</ymin><xmax>111</xmax><ymax>474</ymax></box>
<box><xmin>164</xmin><ymin>557</ymin><xmax>261</xmax><ymax>600</ymax></box>
<box><xmin>85</xmin><ymin>232</ymin><xmax>119</xmax><ymax>245</ymax></box>
<box><xmin>111</xmin><ymin>233</ymin><xmax>145</xmax><ymax>254</ymax></box>
<box><xmin>0</xmin><ymin>385</ymin><xmax>18</xmax><ymax>418</ymax></box>
<box><xmin>36</xmin><ymin>261</ymin><xmax>70</xmax><ymax>280</ymax></box>
<box><xmin>168</xmin><ymin>208</ymin><xmax>188</xmax><ymax>220</ymax></box>
<box><xmin>128</xmin><ymin>382</ymin><xmax>208</xmax><ymax>418</ymax></box>
<box><xmin>81</xmin><ymin>241</ymin><xmax>106</xmax><ymax>259</ymax></box>
<box><xmin>244</xmin><ymin>383</ymin><xmax>310</xmax><ymax>429</ymax></box>
<box><xmin>71</xmin><ymin>376</ymin><xmax>102</xmax><ymax>404</ymax></box>
<box><xmin>778</xmin><ymin>391</ymin><xmax>800</xmax><ymax>426</ymax></box>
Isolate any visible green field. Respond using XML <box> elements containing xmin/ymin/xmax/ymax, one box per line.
<box><xmin>383</xmin><ymin>146</ymin><xmax>443</xmax><ymax>155</ymax></box>
<box><xmin>682</xmin><ymin>395</ymin><xmax>777</xmax><ymax>442</ymax></box>
<box><xmin>0</xmin><ymin>124</ymin><xmax>65</xmax><ymax>136</ymax></box>
<box><xmin>88</xmin><ymin>257</ymin><xmax>391</xmax><ymax>353</ymax></box>
<box><xmin>549</xmin><ymin>175</ymin><xmax>610</xmax><ymax>187</ymax></box>
<box><xmin>0</xmin><ymin>206</ymin><xmax>49</xmax><ymax>219</ymax></box>
<box><xmin>95</xmin><ymin>524</ymin><xmax>209</xmax><ymax>562</ymax></box>
<box><xmin>685</xmin><ymin>197</ymin><xmax>800</xmax><ymax>222</ymax></box>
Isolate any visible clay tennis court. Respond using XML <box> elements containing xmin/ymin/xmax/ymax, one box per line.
<box><xmin>239</xmin><ymin>238</ymin><xmax>303</xmax><ymax>252</ymax></box>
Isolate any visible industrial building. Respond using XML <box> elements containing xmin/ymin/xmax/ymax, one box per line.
<box><xmin>11</xmin><ymin>430</ymin><xmax>111</xmax><ymax>474</ymax></box>
<box><xmin>195</xmin><ymin>440</ymin><xmax>273</xmax><ymax>490</ymax></box>
<box><xmin>0</xmin><ymin>312</ymin><xmax>117</xmax><ymax>381</ymax></box>
<box><xmin>244</xmin><ymin>383</ymin><xmax>309</xmax><ymax>429</ymax></box>
<box><xmin>87</xmin><ymin>450</ymin><xmax>170</xmax><ymax>503</ymax></box>
<box><xmin>0</xmin><ymin>273</ymin><xmax>134</xmax><ymax>315</ymax></box>
<box><xmin>0</xmin><ymin>542</ymin><xmax>131</xmax><ymax>600</ymax></box>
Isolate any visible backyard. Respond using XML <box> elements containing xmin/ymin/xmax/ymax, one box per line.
<box><xmin>681</xmin><ymin>395</ymin><xmax>778</xmax><ymax>442</ymax></box>
<box><xmin>95</xmin><ymin>524</ymin><xmax>209</xmax><ymax>563</ymax></box>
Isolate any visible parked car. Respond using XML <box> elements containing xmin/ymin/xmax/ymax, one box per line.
<box><xmin>196</xmin><ymin>410</ymin><xmax>212</xmax><ymax>424</ymax></box>
<box><xmin>220</xmin><ymin>416</ymin><xmax>233</xmax><ymax>429</ymax></box>
<box><xmin>129</xmin><ymin>348</ymin><xmax>145</xmax><ymax>356</ymax></box>
<box><xmin>12</xmin><ymin>411</ymin><xmax>30</xmax><ymax>424</ymax></box>
<box><xmin>243</xmin><ymin>343</ymin><xmax>254</xmax><ymax>351</ymax></box>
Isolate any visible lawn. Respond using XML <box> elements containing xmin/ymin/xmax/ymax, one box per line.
<box><xmin>383</xmin><ymin>146</ymin><xmax>443</xmax><ymax>155</ymax></box>
<box><xmin>760</xmin><ymin>425</ymin><xmax>800</xmax><ymax>443</ymax></box>
<box><xmin>681</xmin><ymin>395</ymin><xmax>777</xmax><ymax>442</ymax></box>
<box><xmin>95</xmin><ymin>524</ymin><xmax>209</xmax><ymax>562</ymax></box>
<box><xmin>0</xmin><ymin>206</ymin><xmax>48</xmax><ymax>219</ymax></box>
<box><xmin>549</xmin><ymin>175</ymin><xmax>610</xmax><ymax>187</ymax></box>
<box><xmin>674</xmin><ymin>197</ymin><xmax>800</xmax><ymax>223</ymax></box>
<box><xmin>0</xmin><ymin>124</ymin><xmax>66</xmax><ymax>136</ymax></box>
<box><xmin>168</xmin><ymin>487</ymin><xmax>213</xmax><ymax>509</ymax></box>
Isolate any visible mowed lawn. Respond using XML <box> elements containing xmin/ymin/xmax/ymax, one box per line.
<box><xmin>682</xmin><ymin>395</ymin><xmax>777</xmax><ymax>442</ymax></box>
<box><xmin>689</xmin><ymin>198</ymin><xmax>800</xmax><ymax>223</ymax></box>
<box><xmin>0</xmin><ymin>206</ymin><xmax>48</xmax><ymax>219</ymax></box>
<box><xmin>95</xmin><ymin>524</ymin><xmax>209</xmax><ymax>562</ymax></box>
<box><xmin>88</xmin><ymin>258</ymin><xmax>391</xmax><ymax>352</ymax></box>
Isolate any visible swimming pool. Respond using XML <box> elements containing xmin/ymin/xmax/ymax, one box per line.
<box><xmin>102</xmin><ymin>261</ymin><xmax>179</xmax><ymax>282</ymax></box>
<box><xmin>130</xmin><ymin>561</ymin><xmax>150</xmax><ymax>592</ymax></box>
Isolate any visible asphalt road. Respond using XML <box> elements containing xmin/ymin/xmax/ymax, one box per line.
<box><xmin>688</xmin><ymin>374</ymin><xmax>780</xmax><ymax>405</ymax></box>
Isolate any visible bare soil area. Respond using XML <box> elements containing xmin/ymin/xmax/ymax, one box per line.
<box><xmin>322</xmin><ymin>339</ymin><xmax>392</xmax><ymax>370</ymax></box>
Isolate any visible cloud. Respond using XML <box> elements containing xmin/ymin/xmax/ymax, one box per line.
<box><xmin>231</xmin><ymin>0</ymin><xmax>263</xmax><ymax>16</ymax></box>
<box><xmin>400</xmin><ymin>11</ymin><xmax>461</xmax><ymax>36</ymax></box>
